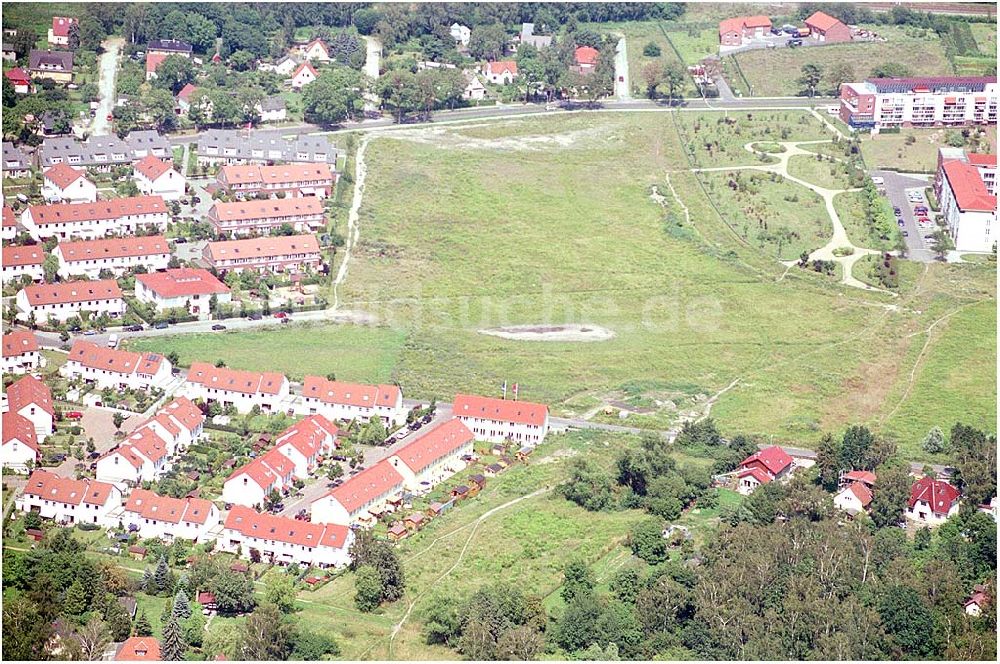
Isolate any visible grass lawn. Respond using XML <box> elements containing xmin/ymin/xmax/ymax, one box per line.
<box><xmin>786</xmin><ymin>154</ymin><xmax>856</xmax><ymax>190</ymax></box>
<box><xmin>698</xmin><ymin>169</ymin><xmax>832</xmax><ymax>259</ymax></box>
<box><xmin>663</xmin><ymin>25</ymin><xmax>719</xmax><ymax>65</ymax></box>
<box><xmin>969</xmin><ymin>21</ymin><xmax>998</xmax><ymax>56</ymax></box>
<box><xmin>860</xmin><ymin>128</ymin><xmax>955</xmax><ymax>173</ymax></box>
<box><xmin>586</xmin><ymin>21</ymin><xmax>695</xmax><ymax>98</ymax></box>
<box><xmin>730</xmin><ymin>25</ymin><xmax>952</xmax><ymax>97</ymax></box>
<box><xmin>834</xmin><ymin>191</ymin><xmax>891</xmax><ymax>251</ymax></box>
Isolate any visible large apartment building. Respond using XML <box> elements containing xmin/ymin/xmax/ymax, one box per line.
<box><xmin>203</xmin><ymin>234</ymin><xmax>322</xmax><ymax>274</ymax></box>
<box><xmin>935</xmin><ymin>147</ymin><xmax>997</xmax><ymax>252</ymax></box>
<box><xmin>20</xmin><ymin>196</ymin><xmax>169</xmax><ymax>241</ymax></box>
<box><xmin>53</xmin><ymin>235</ymin><xmax>171</xmax><ymax>279</ymax></box>
<box><xmin>207</xmin><ymin>197</ymin><xmax>326</xmax><ymax>236</ymax></box>
<box><xmin>299</xmin><ymin>375</ymin><xmax>407</xmax><ymax>426</ymax></box>
<box><xmin>452</xmin><ymin>393</ymin><xmax>550</xmax><ymax>446</ymax></box>
<box><xmin>216</xmin><ymin>163</ymin><xmax>334</xmax><ymax>199</ymax></box>
<box><xmin>839</xmin><ymin>76</ymin><xmax>998</xmax><ymax>129</ymax></box>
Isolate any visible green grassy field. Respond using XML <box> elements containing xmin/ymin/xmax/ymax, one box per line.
<box><xmin>859</xmin><ymin>128</ymin><xmax>955</xmax><ymax>173</ymax></box>
<box><xmin>834</xmin><ymin>191</ymin><xmax>890</xmax><ymax>251</ymax></box>
<box><xmin>663</xmin><ymin>25</ymin><xmax>719</xmax><ymax>65</ymax></box>
<box><xmin>731</xmin><ymin>26</ymin><xmax>953</xmax><ymax>97</ymax></box>
<box><xmin>129</xmin><ymin>111</ymin><xmax>996</xmax><ymax>458</ymax></box>
<box><xmin>786</xmin><ymin>154</ymin><xmax>856</xmax><ymax>190</ymax></box>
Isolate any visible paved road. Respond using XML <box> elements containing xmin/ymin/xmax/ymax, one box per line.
<box><xmin>614</xmin><ymin>37</ymin><xmax>630</xmax><ymax>101</ymax></box>
<box><xmin>90</xmin><ymin>38</ymin><xmax>123</xmax><ymax>136</ymax></box>
<box><xmin>872</xmin><ymin>169</ymin><xmax>936</xmax><ymax>262</ymax></box>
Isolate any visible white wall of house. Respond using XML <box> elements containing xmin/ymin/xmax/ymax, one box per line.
<box><xmin>2</xmin><ymin>260</ymin><xmax>45</xmax><ymax>284</ymax></box>
<box><xmin>55</xmin><ymin>249</ymin><xmax>171</xmax><ymax>280</ymax></box>
<box><xmin>222</xmin><ymin>473</ymin><xmax>271</xmax><ymax>508</ymax></box>
<box><xmin>134</xmin><ymin>281</ymin><xmax>231</xmax><ymax>320</ymax></box>
<box><xmin>455</xmin><ymin>413</ymin><xmax>549</xmax><ymax>445</ymax></box>
<box><xmin>5</xmin><ymin>402</ymin><xmax>54</xmax><ymax>443</ymax></box>
<box><xmin>121</xmin><ymin>507</ymin><xmax>220</xmax><ymax>542</ymax></box>
<box><xmin>2</xmin><ymin>439</ymin><xmax>37</xmax><ymax>472</ymax></box>
<box><xmin>16</xmin><ymin>291</ymin><xmax>126</xmax><ymax>323</ymax></box>
<box><xmin>833</xmin><ymin>487</ymin><xmax>866</xmax><ymax>513</ymax></box>
<box><xmin>21</xmin><ymin>208</ymin><xmax>170</xmax><ymax>241</ymax></box>
<box><xmin>2</xmin><ymin>350</ymin><xmax>42</xmax><ymax>375</ymax></box>
<box><xmin>62</xmin><ymin>357</ymin><xmax>173</xmax><ymax>391</ymax></box>
<box><xmin>906</xmin><ymin>499</ymin><xmax>960</xmax><ymax>526</ymax></box>
<box><xmin>217</xmin><ymin>527</ymin><xmax>352</xmax><ymax>568</ymax></box>
<box><xmin>42</xmin><ymin>177</ymin><xmax>98</xmax><ymax>204</ymax></box>
<box><xmin>182</xmin><ymin>380</ymin><xmax>290</xmax><ymax>414</ymax></box>
<box><xmin>16</xmin><ymin>488</ymin><xmax>123</xmax><ymax>525</ymax></box>
<box><xmin>939</xmin><ymin>179</ymin><xmax>997</xmax><ymax>252</ymax></box>
<box><xmin>388</xmin><ymin>440</ymin><xmax>473</xmax><ymax>491</ymax></box>
<box><xmin>136</xmin><ymin>170</ymin><xmax>186</xmax><ymax>201</ymax></box>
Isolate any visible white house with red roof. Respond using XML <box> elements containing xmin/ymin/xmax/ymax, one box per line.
<box><xmin>272</xmin><ymin>414</ymin><xmax>339</xmax><ymax>479</ymax></box>
<box><xmin>216</xmin><ymin>163</ymin><xmax>334</xmax><ymax>199</ymax></box>
<box><xmin>223</xmin><ymin>455</ymin><xmax>285</xmax><ymax>508</ymax></box>
<box><xmin>804</xmin><ymin>11</ymin><xmax>851</xmax><ymax>43</ymax></box>
<box><xmin>483</xmin><ymin>60</ymin><xmax>518</xmax><ymax>85</ymax></box>
<box><xmin>16</xmin><ymin>469</ymin><xmax>122</xmax><ymax>524</ymax></box>
<box><xmin>311</xmin><ymin>459</ymin><xmax>404</xmax><ymax>526</ymax></box>
<box><xmin>834</xmin><ymin>482</ymin><xmax>874</xmax><ymax>515</ymax></box>
<box><xmin>299</xmin><ymin>38</ymin><xmax>331</xmax><ymax>62</ymax></box>
<box><xmin>718</xmin><ymin>15</ymin><xmax>772</xmax><ymax>47</ymax></box>
<box><xmin>157</xmin><ymin>397</ymin><xmax>206</xmax><ymax>448</ymax></box>
<box><xmin>135</xmin><ymin>267</ymin><xmax>231</xmax><ymax>319</ymax></box>
<box><xmin>63</xmin><ymin>340</ymin><xmax>173</xmax><ymax>391</ymax></box>
<box><xmin>183</xmin><ymin>362</ymin><xmax>290</xmax><ymax>413</ymax></box>
<box><xmin>42</xmin><ymin>163</ymin><xmax>98</xmax><ymax>204</ymax></box>
<box><xmin>290</xmin><ymin>61</ymin><xmax>318</xmax><ymax>89</ymax></box>
<box><xmin>203</xmin><ymin>234</ymin><xmax>323</xmax><ymax>274</ymax></box>
<box><xmin>906</xmin><ymin>476</ymin><xmax>961</xmax><ymax>526</ymax></box>
<box><xmin>299</xmin><ymin>375</ymin><xmax>407</xmax><ymax>426</ymax></box>
<box><xmin>121</xmin><ymin>489</ymin><xmax>220</xmax><ymax>542</ymax></box>
<box><xmin>2</xmin><ymin>330</ymin><xmax>43</xmax><ymax>375</ymax></box>
<box><xmin>220</xmin><ymin>505</ymin><xmax>353</xmax><ymax>568</ymax></box>
<box><xmin>207</xmin><ymin>197</ymin><xmax>327</xmax><ymax>237</ymax></box>
<box><xmin>53</xmin><ymin>235</ymin><xmax>171</xmax><ymax>279</ymax></box>
<box><xmin>2</xmin><ymin>205</ymin><xmax>18</xmax><ymax>241</ymax></box>
<box><xmin>2</xmin><ymin>374</ymin><xmax>55</xmax><ymax>442</ymax></box>
<box><xmin>574</xmin><ymin>46</ymin><xmax>599</xmax><ymax>71</ymax></box>
<box><xmin>935</xmin><ymin>147</ymin><xmax>996</xmax><ymax>252</ymax></box>
<box><xmin>2</xmin><ymin>244</ymin><xmax>45</xmax><ymax>283</ymax></box>
<box><xmin>453</xmin><ymin>393</ymin><xmax>549</xmax><ymax>445</ymax></box>
<box><xmin>964</xmin><ymin>586</ymin><xmax>990</xmax><ymax>617</ymax></box>
<box><xmin>175</xmin><ymin>83</ymin><xmax>198</xmax><ymax>115</ymax></box>
<box><xmin>20</xmin><ymin>195</ymin><xmax>170</xmax><ymax>241</ymax></box>
<box><xmin>388</xmin><ymin>418</ymin><xmax>474</xmax><ymax>491</ymax></box>
<box><xmin>735</xmin><ymin>446</ymin><xmax>793</xmax><ymax>495</ymax></box>
<box><xmin>16</xmin><ymin>279</ymin><xmax>126</xmax><ymax>323</ymax></box>
<box><xmin>2</xmin><ymin>411</ymin><xmax>40</xmax><ymax>472</ymax></box>
<box><xmin>48</xmin><ymin>17</ymin><xmax>78</xmax><ymax>47</ymax></box>
<box><xmin>5</xmin><ymin>67</ymin><xmax>31</xmax><ymax>94</ymax></box>
<box><xmin>134</xmin><ymin>155</ymin><xmax>185</xmax><ymax>201</ymax></box>
<box><xmin>115</xmin><ymin>637</ymin><xmax>161</xmax><ymax>662</ymax></box>
<box><xmin>97</xmin><ymin>426</ymin><xmax>172</xmax><ymax>486</ymax></box>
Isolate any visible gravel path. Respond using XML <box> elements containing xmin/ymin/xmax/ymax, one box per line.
<box><xmin>90</xmin><ymin>37</ymin><xmax>122</xmax><ymax>136</ymax></box>
<box><xmin>332</xmin><ymin>134</ymin><xmax>371</xmax><ymax>309</ymax></box>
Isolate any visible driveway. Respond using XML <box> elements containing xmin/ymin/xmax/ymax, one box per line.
<box><xmin>614</xmin><ymin>37</ymin><xmax>630</xmax><ymax>101</ymax></box>
<box><xmin>90</xmin><ymin>37</ymin><xmax>123</xmax><ymax>136</ymax></box>
<box><xmin>362</xmin><ymin>36</ymin><xmax>381</xmax><ymax>112</ymax></box>
<box><xmin>872</xmin><ymin>170</ymin><xmax>936</xmax><ymax>263</ymax></box>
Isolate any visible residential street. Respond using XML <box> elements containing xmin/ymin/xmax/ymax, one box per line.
<box><xmin>89</xmin><ymin>37</ymin><xmax>123</xmax><ymax>136</ymax></box>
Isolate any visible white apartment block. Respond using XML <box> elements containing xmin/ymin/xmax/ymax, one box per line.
<box><xmin>183</xmin><ymin>362</ymin><xmax>290</xmax><ymax>414</ymax></box>
<box><xmin>2</xmin><ymin>412</ymin><xmax>40</xmax><ymax>472</ymax></box>
<box><xmin>16</xmin><ymin>469</ymin><xmax>122</xmax><ymax>525</ymax></box>
<box><xmin>63</xmin><ymin>340</ymin><xmax>174</xmax><ymax>392</ymax></box>
<box><xmin>840</xmin><ymin>76</ymin><xmax>998</xmax><ymax>129</ymax></box>
<box><xmin>121</xmin><ymin>489</ymin><xmax>220</xmax><ymax>542</ymax></box>
<box><xmin>387</xmin><ymin>418</ymin><xmax>474</xmax><ymax>492</ymax></box>
<box><xmin>21</xmin><ymin>196</ymin><xmax>169</xmax><ymax>241</ymax></box>
<box><xmin>54</xmin><ymin>235</ymin><xmax>171</xmax><ymax>279</ymax></box>
<box><xmin>452</xmin><ymin>393</ymin><xmax>550</xmax><ymax>445</ymax></box>
<box><xmin>310</xmin><ymin>459</ymin><xmax>404</xmax><ymax>526</ymax></box>
<box><xmin>936</xmin><ymin>148</ymin><xmax>997</xmax><ymax>252</ymax></box>
<box><xmin>299</xmin><ymin>375</ymin><xmax>407</xmax><ymax>426</ymax></box>
<box><xmin>203</xmin><ymin>234</ymin><xmax>322</xmax><ymax>274</ymax></box>
<box><xmin>219</xmin><ymin>506</ymin><xmax>353</xmax><ymax>569</ymax></box>
<box><xmin>16</xmin><ymin>279</ymin><xmax>126</xmax><ymax>323</ymax></box>
<box><xmin>134</xmin><ymin>268</ymin><xmax>231</xmax><ymax>320</ymax></box>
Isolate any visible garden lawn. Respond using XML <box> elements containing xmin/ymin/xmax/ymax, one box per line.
<box><xmin>730</xmin><ymin>25</ymin><xmax>952</xmax><ymax>97</ymax></box>
<box><xmin>860</xmin><ymin>128</ymin><xmax>955</xmax><ymax>173</ymax></box>
<box><xmin>663</xmin><ymin>25</ymin><xmax>719</xmax><ymax>65</ymax></box>
<box><xmin>786</xmin><ymin>154</ymin><xmax>856</xmax><ymax>190</ymax></box>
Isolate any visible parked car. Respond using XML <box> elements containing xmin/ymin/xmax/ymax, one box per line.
<box><xmin>788</xmin><ymin>38</ymin><xmax>803</xmax><ymax>47</ymax></box>
<box><xmin>893</xmin><ymin>206</ymin><xmax>901</xmax><ymax>214</ymax></box>
<box><xmin>281</xmin><ymin>317</ymin><xmax>291</xmax><ymax>324</ymax></box>
<box><xmin>902</xmin><ymin>230</ymin><xmax>909</xmax><ymax>236</ymax></box>
<box><xmin>211</xmin><ymin>324</ymin><xmax>227</xmax><ymax>331</ymax></box>
<box><xmin>65</xmin><ymin>411</ymin><xmax>83</xmax><ymax>420</ymax></box>
<box><xmin>273</xmin><ymin>311</ymin><xmax>288</xmax><ymax>319</ymax></box>
<box><xmin>173</xmin><ymin>237</ymin><xmax>187</xmax><ymax>244</ymax></box>
<box><xmin>249</xmin><ymin>313</ymin><xmax>262</xmax><ymax>320</ymax></box>
<box><xmin>154</xmin><ymin>321</ymin><xmax>169</xmax><ymax>329</ymax></box>
<box><xmin>124</xmin><ymin>324</ymin><xmax>143</xmax><ymax>332</ymax></box>
<box><xmin>84</xmin><ymin>330</ymin><xmax>98</xmax><ymax>336</ymax></box>
<box><xmin>192</xmin><ymin>196</ymin><xmax>201</xmax><ymax>204</ymax></box>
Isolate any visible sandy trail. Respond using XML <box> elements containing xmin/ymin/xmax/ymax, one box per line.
<box><xmin>332</xmin><ymin>135</ymin><xmax>371</xmax><ymax>309</ymax></box>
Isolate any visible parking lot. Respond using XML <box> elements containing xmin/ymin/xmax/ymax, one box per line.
<box><xmin>871</xmin><ymin>170</ymin><xmax>938</xmax><ymax>263</ymax></box>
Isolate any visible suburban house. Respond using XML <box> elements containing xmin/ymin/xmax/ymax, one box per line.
<box><xmin>42</xmin><ymin>163</ymin><xmax>98</xmax><ymax>203</ymax></box>
<box><xmin>310</xmin><ymin>459</ymin><xmax>405</xmax><ymax>526</ymax></box>
<box><xmin>2</xmin><ymin>411</ymin><xmax>40</xmax><ymax>472</ymax></box>
<box><xmin>135</xmin><ymin>268</ymin><xmax>231</xmax><ymax>319</ymax></box>
<box><xmin>1</xmin><ymin>205</ymin><xmax>16</xmax><ymax>241</ymax></box>
<box><xmin>148</xmin><ymin>39</ymin><xmax>193</xmax><ymax>58</ymax></box>
<box><xmin>258</xmin><ymin>95</ymin><xmax>288</xmax><ymax>122</ymax></box>
<box><xmin>183</xmin><ymin>362</ymin><xmax>290</xmax><ymax>413</ymax></box>
<box><xmin>223</xmin><ymin>454</ymin><xmax>288</xmax><ymax>508</ymax></box>
<box><xmin>300</xmin><ymin>38</ymin><xmax>331</xmax><ymax>62</ymax></box>
<box><xmin>299</xmin><ymin>375</ymin><xmax>407</xmax><ymax>426</ymax></box>
<box><xmin>272</xmin><ymin>415</ymin><xmax>339</xmax><ymax>479</ymax></box>
<box><xmin>839</xmin><ymin>76</ymin><xmax>998</xmax><ymax>129</ymax></box>
<box><xmin>203</xmin><ymin>234</ymin><xmax>322</xmax><ymax>274</ymax></box>
<box><xmin>3</xmin><ymin>141</ymin><xmax>32</xmax><ymax>178</ymax></box>
<box><xmin>39</xmin><ymin>131</ymin><xmax>172</xmax><ymax>170</ymax></box>
<box><xmin>290</xmin><ymin>61</ymin><xmax>318</xmax><ymax>89</ymax></box>
<box><xmin>122</xmin><ymin>489</ymin><xmax>220</xmax><ymax>542</ymax></box>
<box><xmin>216</xmin><ymin>163</ymin><xmax>334</xmax><ymax>199</ymax></box>
<box><xmin>155</xmin><ymin>397</ymin><xmax>206</xmax><ymax>449</ymax></box>
<box><xmin>964</xmin><ymin>586</ymin><xmax>990</xmax><ymax>617</ymax></box>
<box><xmin>146</xmin><ymin>54</ymin><xmax>165</xmax><ymax>80</ymax></box>
<box><xmin>16</xmin><ymin>279</ymin><xmax>126</xmax><ymax>323</ymax></box>
<box><xmin>175</xmin><ymin>83</ymin><xmax>198</xmax><ymax>115</ymax></box>
<box><xmin>906</xmin><ymin>476</ymin><xmax>961</xmax><ymax>526</ymax></box>
<box><xmin>519</xmin><ymin>23</ymin><xmax>552</xmax><ymax>49</ymax></box>
<box><xmin>450</xmin><ymin>23</ymin><xmax>471</xmax><ymax>46</ymax></box>
<box><xmin>20</xmin><ymin>195</ymin><xmax>170</xmax><ymax>241</ymax></box>
<box><xmin>804</xmin><ymin>11</ymin><xmax>851</xmax><ymax>43</ymax></box>
<box><xmin>388</xmin><ymin>418</ymin><xmax>475</xmax><ymax>491</ymax></box>
<box><xmin>115</xmin><ymin>637</ymin><xmax>161</xmax><ymax>661</ymax></box>
<box><xmin>16</xmin><ymin>469</ymin><xmax>122</xmax><ymax>524</ymax></box>
<box><xmin>134</xmin><ymin>155</ymin><xmax>185</xmax><ymax>200</ymax></box>
<box><xmin>453</xmin><ymin>393</ymin><xmax>550</xmax><ymax>445</ymax></box>
<box><xmin>574</xmin><ymin>46</ymin><xmax>599</xmax><ymax>72</ymax></box>
<box><xmin>47</xmin><ymin>17</ymin><xmax>78</xmax><ymax>46</ymax></box>
<box><xmin>219</xmin><ymin>505</ymin><xmax>353</xmax><ymax>568</ymax></box>
<box><xmin>2</xmin><ymin>244</ymin><xmax>45</xmax><ymax>283</ymax></box>
<box><xmin>2</xmin><ymin>330</ymin><xmax>43</xmax><ymax>375</ymax></box>
<box><xmin>196</xmin><ymin>129</ymin><xmax>340</xmax><ymax>166</ymax></box>
<box><xmin>718</xmin><ymin>15</ymin><xmax>772</xmax><ymax>46</ymax></box>
<box><xmin>63</xmin><ymin>340</ymin><xmax>174</xmax><ymax>391</ymax></box>
<box><xmin>96</xmin><ymin>427</ymin><xmax>172</xmax><ymax>486</ymax></box>
<box><xmin>260</xmin><ymin>54</ymin><xmax>300</xmax><ymax>76</ymax></box>
<box><xmin>484</xmin><ymin>60</ymin><xmax>518</xmax><ymax>85</ymax></box>
<box><xmin>207</xmin><ymin>197</ymin><xmax>326</xmax><ymax>236</ymax></box>
<box><xmin>5</xmin><ymin>67</ymin><xmax>31</xmax><ymax>94</ymax></box>
<box><xmin>29</xmin><ymin>50</ymin><xmax>73</xmax><ymax>84</ymax></box>
<box><xmin>2</xmin><ymin>374</ymin><xmax>55</xmax><ymax>442</ymax></box>
<box><xmin>935</xmin><ymin>147</ymin><xmax>996</xmax><ymax>252</ymax></box>
<box><xmin>736</xmin><ymin>446</ymin><xmax>794</xmax><ymax>495</ymax></box>
<box><xmin>463</xmin><ymin>72</ymin><xmax>487</xmax><ymax>100</ymax></box>
<box><xmin>53</xmin><ymin>235</ymin><xmax>171</xmax><ymax>279</ymax></box>
<box><xmin>833</xmin><ymin>482</ymin><xmax>874</xmax><ymax>515</ymax></box>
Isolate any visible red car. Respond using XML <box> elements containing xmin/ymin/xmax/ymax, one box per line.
<box><xmin>65</xmin><ymin>411</ymin><xmax>84</xmax><ymax>420</ymax></box>
<box><xmin>273</xmin><ymin>311</ymin><xmax>288</xmax><ymax>319</ymax></box>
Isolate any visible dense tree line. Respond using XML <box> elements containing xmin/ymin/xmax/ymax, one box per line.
<box><xmin>349</xmin><ymin>530</ymin><xmax>406</xmax><ymax>611</ymax></box>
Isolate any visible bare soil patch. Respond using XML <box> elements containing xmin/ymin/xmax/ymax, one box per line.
<box><xmin>478</xmin><ymin>324</ymin><xmax>615</xmax><ymax>342</ymax></box>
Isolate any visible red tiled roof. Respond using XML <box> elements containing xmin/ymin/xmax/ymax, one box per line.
<box><xmin>3</xmin><ymin>412</ymin><xmax>39</xmax><ymax>452</ymax></box>
<box><xmin>210</xmin><ymin>197</ymin><xmax>324</xmax><ymax>223</ymax></box>
<box><xmin>225</xmin><ymin>505</ymin><xmax>348</xmax><ymax>550</ymax></box>
<box><xmin>227</xmin><ymin>456</ymin><xmax>279</xmax><ymax>490</ymax></box>
<box><xmin>292</xmin><ymin>61</ymin><xmax>318</xmax><ymax>80</ymax></box>
<box><xmin>843</xmin><ymin>470</ymin><xmax>877</xmax><ymax>485</ymax></box>
<box><xmin>176</xmin><ymin>83</ymin><xmax>198</xmax><ymax>102</ymax></box>
<box><xmin>909</xmin><ymin>477</ymin><xmax>961</xmax><ymax>512</ymax></box>
<box><xmin>23</xmin><ymin>469</ymin><xmax>116</xmax><ymax>506</ymax></box>
<box><xmin>719</xmin><ymin>15</ymin><xmax>771</xmax><ymax>35</ymax></box>
<box><xmin>299</xmin><ymin>413</ymin><xmax>339</xmax><ymax>439</ymax></box>
<box><xmin>942</xmin><ymin>159</ymin><xmax>997</xmax><ymax>212</ymax></box>
<box><xmin>124</xmin><ymin>488</ymin><xmax>214</xmax><ymax>525</ymax></box>
<box><xmin>134</xmin><ymin>155</ymin><xmax>174</xmax><ymax>181</ymax></box>
<box><xmin>486</xmin><ymin>60</ymin><xmax>518</xmax><ymax>76</ymax></box>
<box><xmin>146</xmin><ymin>52</ymin><xmax>167</xmax><ymax>75</ymax></box>
<box><xmin>149</xmin><ymin>412</ymin><xmax>181</xmax><ymax>438</ymax></box>
<box><xmin>22</xmin><ymin>279</ymin><xmax>122</xmax><ymax>306</ymax></box>
<box><xmin>966</xmin><ymin>153</ymin><xmax>997</xmax><ymax>167</ymax></box>
<box><xmin>5</xmin><ymin>67</ymin><xmax>30</xmax><ymax>85</ymax></box>
<box><xmin>136</xmin><ymin>268</ymin><xmax>230</xmax><ymax>299</ymax></box>
<box><xmin>51</xmin><ymin>17</ymin><xmax>78</xmax><ymax>38</ymax></box>
<box><xmin>304</xmin><ymin>39</ymin><xmax>330</xmax><ymax>55</ymax></box>
<box><xmin>6</xmin><ymin>374</ymin><xmax>55</xmax><ymax>417</ymax></box>
<box><xmin>27</xmin><ymin>196</ymin><xmax>166</xmax><ymax>226</ymax></box>
<box><xmin>2</xmin><ymin>330</ymin><xmax>40</xmax><ymax>357</ymax></box>
<box><xmin>574</xmin><ymin>46</ymin><xmax>599</xmax><ymax>66</ymax></box>
<box><xmin>740</xmin><ymin>446</ymin><xmax>793</xmax><ymax>476</ymax></box>
<box><xmin>324</xmin><ymin>459</ymin><xmax>403</xmax><ymax>514</ymax></box>
<box><xmin>453</xmin><ymin>393</ymin><xmax>548</xmax><ymax>427</ymax></box>
<box><xmin>57</xmin><ymin>235</ymin><xmax>170</xmax><ymax>262</ymax></box>
<box><xmin>126</xmin><ymin>427</ymin><xmax>170</xmax><ymax>463</ymax></box>
<box><xmin>205</xmin><ymin>234</ymin><xmax>321</xmax><ymax>263</ymax></box>
<box><xmin>392</xmin><ymin>419</ymin><xmax>474</xmax><ymax>474</ymax></box>
<box><xmin>44</xmin><ymin>163</ymin><xmax>88</xmax><ymax>190</ymax></box>
<box><xmin>260</xmin><ymin>447</ymin><xmax>295</xmax><ymax>478</ymax></box>
<box><xmin>847</xmin><ymin>482</ymin><xmax>874</xmax><ymax>507</ymax></box>
<box><xmin>116</xmin><ymin>637</ymin><xmax>161</xmax><ymax>661</ymax></box>
<box><xmin>68</xmin><ymin>340</ymin><xmax>163</xmax><ymax>376</ymax></box>
<box><xmin>219</xmin><ymin>163</ymin><xmax>333</xmax><ymax>186</ymax></box>
<box><xmin>98</xmin><ymin>444</ymin><xmax>145</xmax><ymax>469</ymax></box>
<box><xmin>3</xmin><ymin>244</ymin><xmax>45</xmax><ymax>267</ymax></box>
<box><xmin>302</xmin><ymin>375</ymin><xmax>401</xmax><ymax>409</ymax></box>
<box><xmin>187</xmin><ymin>362</ymin><xmax>287</xmax><ymax>395</ymax></box>
<box><xmin>275</xmin><ymin>415</ymin><xmax>338</xmax><ymax>459</ymax></box>
<box><xmin>3</xmin><ymin>206</ymin><xmax>16</xmax><ymax>227</ymax></box>
<box><xmin>805</xmin><ymin>11</ymin><xmax>843</xmax><ymax>32</ymax></box>
<box><xmin>737</xmin><ymin>466</ymin><xmax>772</xmax><ymax>485</ymax></box>
<box><xmin>159</xmin><ymin>396</ymin><xmax>204</xmax><ymax>432</ymax></box>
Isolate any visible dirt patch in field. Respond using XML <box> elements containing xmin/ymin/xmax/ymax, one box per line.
<box><xmin>388</xmin><ymin>124</ymin><xmax>608</xmax><ymax>152</ymax></box>
<box><xmin>537</xmin><ymin>448</ymin><xmax>580</xmax><ymax>465</ymax></box>
<box><xmin>479</xmin><ymin>324</ymin><xmax>615</xmax><ymax>342</ymax></box>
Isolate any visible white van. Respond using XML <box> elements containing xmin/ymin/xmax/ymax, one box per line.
<box><xmin>107</xmin><ymin>334</ymin><xmax>119</xmax><ymax>349</ymax></box>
